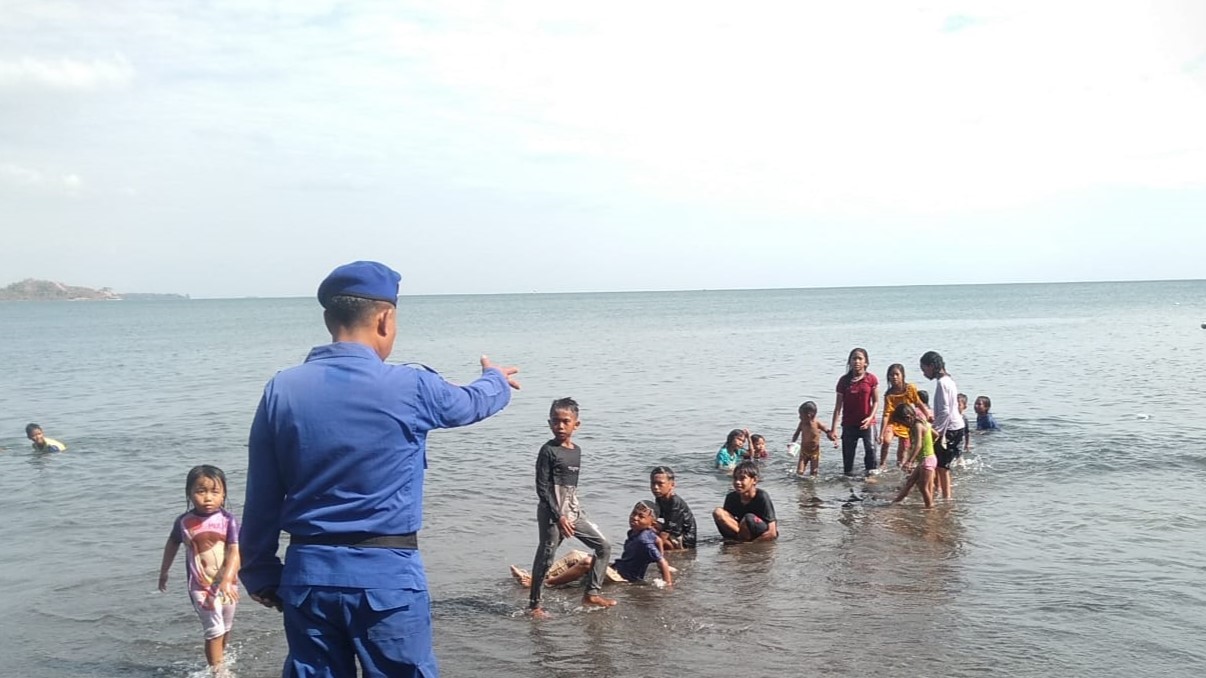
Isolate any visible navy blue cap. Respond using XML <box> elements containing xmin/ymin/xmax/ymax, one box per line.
<box><xmin>317</xmin><ymin>261</ymin><xmax>401</xmax><ymax>308</ymax></box>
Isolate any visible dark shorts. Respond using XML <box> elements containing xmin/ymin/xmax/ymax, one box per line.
<box><xmin>936</xmin><ymin>429</ymin><xmax>964</xmax><ymax>469</ymax></box>
<box><xmin>740</xmin><ymin>514</ymin><xmax>769</xmax><ymax>538</ymax></box>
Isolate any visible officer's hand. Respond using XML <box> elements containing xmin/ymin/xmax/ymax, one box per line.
<box><xmin>481</xmin><ymin>355</ymin><xmax>521</xmax><ymax>390</ymax></box>
<box><xmin>251</xmin><ymin>588</ymin><xmax>284</xmax><ymax>612</ymax></box>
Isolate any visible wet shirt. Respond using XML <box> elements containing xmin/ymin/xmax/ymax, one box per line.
<box><xmin>977</xmin><ymin>413</ymin><xmax>1000</xmax><ymax>430</ymax></box>
<box><xmin>654</xmin><ymin>494</ymin><xmax>698</xmax><ymax>548</ymax></box>
<box><xmin>715</xmin><ymin>447</ymin><xmax>740</xmax><ymax>469</ymax></box>
<box><xmin>915</xmin><ymin>423</ymin><xmax>936</xmax><ymax>460</ymax></box>
<box><xmin>31</xmin><ymin>437</ymin><xmax>66</xmax><ymax>452</ymax></box>
<box><xmin>534</xmin><ymin>441</ymin><xmax>582</xmax><ymax>523</ymax></box>
<box><xmin>723</xmin><ymin>488</ymin><xmax>777</xmax><ymax>524</ymax></box>
<box><xmin>611</xmin><ymin>528</ymin><xmax>662</xmax><ymax>582</ymax></box>
<box><xmin>170</xmin><ymin>508</ymin><xmax>239</xmax><ymax>593</ymax></box>
<box><xmin>883</xmin><ymin>383</ymin><xmax>923</xmax><ymax>437</ymax></box>
<box><xmin>836</xmin><ymin>372</ymin><xmax>879</xmax><ymax>426</ymax></box>
<box><xmin>240</xmin><ymin>342</ymin><xmax>512</xmax><ymax>594</ymax></box>
<box><xmin>932</xmin><ymin>374</ymin><xmax>966</xmax><ymax>435</ymax></box>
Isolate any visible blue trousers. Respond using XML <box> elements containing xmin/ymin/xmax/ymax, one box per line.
<box><xmin>279</xmin><ymin>585</ymin><xmax>436</xmax><ymax>677</ymax></box>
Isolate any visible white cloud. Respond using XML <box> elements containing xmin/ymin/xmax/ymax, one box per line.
<box><xmin>0</xmin><ymin>54</ymin><xmax>134</xmax><ymax>91</ymax></box>
<box><xmin>367</xmin><ymin>1</ymin><xmax>1206</xmax><ymax>215</ymax></box>
<box><xmin>0</xmin><ymin>162</ymin><xmax>42</xmax><ymax>185</ymax></box>
<box><xmin>0</xmin><ymin>162</ymin><xmax>84</xmax><ymax>194</ymax></box>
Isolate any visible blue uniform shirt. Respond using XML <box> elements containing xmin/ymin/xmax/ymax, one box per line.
<box><xmin>240</xmin><ymin>342</ymin><xmax>512</xmax><ymax>595</ymax></box>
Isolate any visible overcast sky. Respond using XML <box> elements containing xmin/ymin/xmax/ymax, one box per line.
<box><xmin>2</xmin><ymin>1</ymin><xmax>1204</xmax><ymax>297</ymax></box>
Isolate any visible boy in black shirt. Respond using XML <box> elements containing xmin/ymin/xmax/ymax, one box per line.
<box><xmin>649</xmin><ymin>466</ymin><xmax>697</xmax><ymax>550</ymax></box>
<box><xmin>712</xmin><ymin>461</ymin><xmax>778</xmax><ymax>542</ymax></box>
<box><xmin>528</xmin><ymin>398</ymin><xmax>614</xmax><ymax>618</ymax></box>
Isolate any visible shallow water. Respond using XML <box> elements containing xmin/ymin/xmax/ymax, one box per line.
<box><xmin>2</xmin><ymin>281</ymin><xmax>1205</xmax><ymax>677</ymax></box>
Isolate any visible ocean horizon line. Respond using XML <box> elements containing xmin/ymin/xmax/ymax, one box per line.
<box><xmin>178</xmin><ymin>275</ymin><xmax>1204</xmax><ymax>301</ymax></box>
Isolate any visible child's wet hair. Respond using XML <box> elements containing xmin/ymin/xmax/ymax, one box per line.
<box><xmin>650</xmin><ymin>465</ymin><xmax>676</xmax><ymax>481</ymax></box>
<box><xmin>632</xmin><ymin>500</ymin><xmax>656</xmax><ymax>517</ymax></box>
<box><xmin>890</xmin><ymin>403</ymin><xmax>918</xmax><ymax>425</ymax></box>
<box><xmin>185</xmin><ymin>464</ymin><xmax>228</xmax><ymax>508</ymax></box>
<box><xmin>798</xmin><ymin>401</ymin><xmax>818</xmax><ymax>417</ymax></box>
<box><xmin>919</xmin><ymin>351</ymin><xmax>945</xmax><ymax>372</ymax></box>
<box><xmin>732</xmin><ymin>460</ymin><xmax>759</xmax><ymax>480</ymax></box>
<box><xmin>750</xmin><ymin>434</ymin><xmax>765</xmax><ymax>444</ymax></box>
<box><xmin>887</xmin><ymin>363</ymin><xmax>905</xmax><ymax>381</ymax></box>
<box><xmin>24</xmin><ymin>422</ymin><xmax>41</xmax><ymax>437</ymax></box>
<box><xmin>845</xmin><ymin>347</ymin><xmax>869</xmax><ymax>374</ymax></box>
<box><xmin>724</xmin><ymin>429</ymin><xmax>745</xmax><ymax>451</ymax></box>
<box><xmin>549</xmin><ymin>397</ymin><xmax>579</xmax><ymax>417</ymax></box>
<box><xmin>976</xmin><ymin>395</ymin><xmax>992</xmax><ymax>410</ymax></box>
<box><xmin>917</xmin><ymin>389</ymin><xmax>930</xmax><ymax>405</ymax></box>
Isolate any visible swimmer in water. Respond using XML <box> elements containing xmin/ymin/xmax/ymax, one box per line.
<box><xmin>25</xmin><ymin>423</ymin><xmax>66</xmax><ymax>452</ymax></box>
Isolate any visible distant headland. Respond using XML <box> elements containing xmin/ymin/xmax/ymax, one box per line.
<box><xmin>0</xmin><ymin>278</ymin><xmax>188</xmax><ymax>301</ymax></box>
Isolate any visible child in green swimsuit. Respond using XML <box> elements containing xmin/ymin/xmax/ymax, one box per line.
<box><xmin>890</xmin><ymin>404</ymin><xmax>936</xmax><ymax>509</ymax></box>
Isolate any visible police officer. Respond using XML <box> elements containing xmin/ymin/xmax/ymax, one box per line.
<box><xmin>240</xmin><ymin>261</ymin><xmax>519</xmax><ymax>677</ymax></box>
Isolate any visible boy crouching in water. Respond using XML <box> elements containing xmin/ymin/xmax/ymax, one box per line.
<box><xmin>713</xmin><ymin>461</ymin><xmax>778</xmax><ymax>542</ymax></box>
<box><xmin>649</xmin><ymin>465</ymin><xmax>697</xmax><ymax>551</ymax></box>
<box><xmin>511</xmin><ymin>501</ymin><xmax>674</xmax><ymax>598</ymax></box>
<box><xmin>527</xmin><ymin>398</ymin><xmax>613</xmax><ymax>618</ymax></box>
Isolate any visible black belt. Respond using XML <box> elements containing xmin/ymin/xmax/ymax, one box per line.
<box><xmin>289</xmin><ymin>532</ymin><xmax>418</xmax><ymax>550</ymax></box>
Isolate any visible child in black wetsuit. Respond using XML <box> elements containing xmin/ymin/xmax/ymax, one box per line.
<box><xmin>649</xmin><ymin>466</ymin><xmax>697</xmax><ymax>550</ymax></box>
<box><xmin>527</xmin><ymin>398</ymin><xmax>614</xmax><ymax>618</ymax></box>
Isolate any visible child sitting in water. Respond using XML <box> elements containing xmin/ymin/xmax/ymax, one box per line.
<box><xmin>715</xmin><ymin>428</ymin><xmax>749</xmax><ymax>470</ymax></box>
<box><xmin>791</xmin><ymin>401</ymin><xmax>834</xmax><ymax>477</ymax></box>
<box><xmin>747</xmin><ymin>434</ymin><xmax>770</xmax><ymax>459</ymax></box>
<box><xmin>510</xmin><ymin>501</ymin><xmax>675</xmax><ymax>595</ymax></box>
<box><xmin>649</xmin><ymin>466</ymin><xmax>697</xmax><ymax>550</ymax></box>
<box><xmin>712</xmin><ymin>461</ymin><xmax>778</xmax><ymax>542</ymax></box>
<box><xmin>890</xmin><ymin>404</ymin><xmax>937</xmax><ymax>509</ymax></box>
<box><xmin>974</xmin><ymin>396</ymin><xmax>1000</xmax><ymax>430</ymax></box>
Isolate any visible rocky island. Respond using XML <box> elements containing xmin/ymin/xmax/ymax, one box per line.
<box><xmin>0</xmin><ymin>278</ymin><xmax>188</xmax><ymax>301</ymax></box>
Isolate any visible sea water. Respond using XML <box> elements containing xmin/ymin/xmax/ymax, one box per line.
<box><xmin>2</xmin><ymin>281</ymin><xmax>1205</xmax><ymax>677</ymax></box>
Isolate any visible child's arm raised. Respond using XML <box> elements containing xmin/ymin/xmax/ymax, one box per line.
<box><xmin>158</xmin><ymin>537</ymin><xmax>180</xmax><ymax>591</ymax></box>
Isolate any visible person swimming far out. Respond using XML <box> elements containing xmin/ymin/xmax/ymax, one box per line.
<box><xmin>26</xmin><ymin>423</ymin><xmax>66</xmax><ymax>452</ymax></box>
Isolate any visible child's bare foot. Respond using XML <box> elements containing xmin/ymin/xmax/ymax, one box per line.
<box><xmin>582</xmin><ymin>594</ymin><xmax>616</xmax><ymax>608</ymax></box>
<box><xmin>509</xmin><ymin>565</ymin><xmax>532</xmax><ymax>588</ymax></box>
<box><xmin>528</xmin><ymin>606</ymin><xmax>551</xmax><ymax>619</ymax></box>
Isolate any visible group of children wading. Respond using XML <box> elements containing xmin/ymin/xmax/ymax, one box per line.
<box><xmin>512</xmin><ymin>349</ymin><xmax>1002</xmax><ymax>617</ymax></box>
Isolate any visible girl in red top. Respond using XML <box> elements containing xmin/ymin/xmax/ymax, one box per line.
<box><xmin>830</xmin><ymin>347</ymin><xmax>880</xmax><ymax>476</ymax></box>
